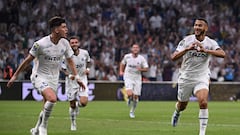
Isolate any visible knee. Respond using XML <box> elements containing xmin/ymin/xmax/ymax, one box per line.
<box><xmin>48</xmin><ymin>98</ymin><xmax>57</xmax><ymax>103</ymax></box>
<box><xmin>199</xmin><ymin>99</ymin><xmax>208</xmax><ymax>109</ymax></box>
<box><xmin>42</xmin><ymin>89</ymin><xmax>57</xmax><ymax>103</ymax></box>
<box><xmin>126</xmin><ymin>90</ymin><xmax>133</xmax><ymax>97</ymax></box>
<box><xmin>70</xmin><ymin>103</ymin><xmax>76</xmax><ymax>108</ymax></box>
<box><xmin>179</xmin><ymin>105</ymin><xmax>187</xmax><ymax>111</ymax></box>
<box><xmin>80</xmin><ymin>100</ymin><xmax>88</xmax><ymax>107</ymax></box>
<box><xmin>47</xmin><ymin>95</ymin><xmax>57</xmax><ymax>103</ymax></box>
<box><xmin>133</xmin><ymin>95</ymin><xmax>139</xmax><ymax>101</ymax></box>
<box><xmin>81</xmin><ymin>103</ymin><xmax>87</xmax><ymax>107</ymax></box>
<box><xmin>177</xmin><ymin>102</ymin><xmax>188</xmax><ymax>111</ymax></box>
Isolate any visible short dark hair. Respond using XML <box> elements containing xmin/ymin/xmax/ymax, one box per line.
<box><xmin>196</xmin><ymin>18</ymin><xmax>208</xmax><ymax>26</ymax></box>
<box><xmin>69</xmin><ymin>36</ymin><xmax>80</xmax><ymax>41</ymax></box>
<box><xmin>48</xmin><ymin>16</ymin><xmax>66</xmax><ymax>30</ymax></box>
<box><xmin>131</xmin><ymin>43</ymin><xmax>139</xmax><ymax>47</ymax></box>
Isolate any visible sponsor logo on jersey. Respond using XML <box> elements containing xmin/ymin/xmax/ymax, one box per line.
<box><xmin>188</xmin><ymin>51</ymin><xmax>208</xmax><ymax>57</ymax></box>
<box><xmin>179</xmin><ymin>40</ymin><xmax>185</xmax><ymax>46</ymax></box>
<box><xmin>128</xmin><ymin>64</ymin><xmax>137</xmax><ymax>68</ymax></box>
<box><xmin>44</xmin><ymin>56</ymin><xmax>61</xmax><ymax>61</ymax></box>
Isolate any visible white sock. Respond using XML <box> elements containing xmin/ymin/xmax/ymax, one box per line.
<box><xmin>199</xmin><ymin>109</ymin><xmax>208</xmax><ymax>135</ymax></box>
<box><xmin>41</xmin><ymin>101</ymin><xmax>55</xmax><ymax>128</ymax></box>
<box><xmin>69</xmin><ymin>107</ymin><xmax>76</xmax><ymax>123</ymax></box>
<box><xmin>34</xmin><ymin>111</ymin><xmax>43</xmax><ymax>129</ymax></box>
<box><xmin>128</xmin><ymin>96</ymin><xmax>133</xmax><ymax>105</ymax></box>
<box><xmin>130</xmin><ymin>98</ymin><xmax>138</xmax><ymax>113</ymax></box>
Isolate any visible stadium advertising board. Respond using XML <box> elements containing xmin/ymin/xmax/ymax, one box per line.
<box><xmin>0</xmin><ymin>82</ymin><xmax>95</xmax><ymax>101</ymax></box>
<box><xmin>1</xmin><ymin>81</ymin><xmax>240</xmax><ymax>101</ymax></box>
<box><xmin>0</xmin><ymin>81</ymin><xmax>178</xmax><ymax>101</ymax></box>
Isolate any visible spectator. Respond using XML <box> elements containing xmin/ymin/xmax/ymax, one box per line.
<box><xmin>0</xmin><ymin>68</ymin><xmax>3</xmax><ymax>80</ymax></box>
<box><xmin>162</xmin><ymin>60</ymin><xmax>174</xmax><ymax>81</ymax></box>
<box><xmin>148</xmin><ymin>60</ymin><xmax>158</xmax><ymax>81</ymax></box>
<box><xmin>224</xmin><ymin>63</ymin><xmax>235</xmax><ymax>81</ymax></box>
<box><xmin>3</xmin><ymin>65</ymin><xmax>13</xmax><ymax>80</ymax></box>
<box><xmin>106</xmin><ymin>69</ymin><xmax>117</xmax><ymax>81</ymax></box>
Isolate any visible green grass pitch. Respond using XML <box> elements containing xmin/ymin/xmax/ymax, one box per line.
<box><xmin>0</xmin><ymin>101</ymin><xmax>239</xmax><ymax>135</ymax></box>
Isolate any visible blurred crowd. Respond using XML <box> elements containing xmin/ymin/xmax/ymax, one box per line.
<box><xmin>0</xmin><ymin>0</ymin><xmax>239</xmax><ymax>81</ymax></box>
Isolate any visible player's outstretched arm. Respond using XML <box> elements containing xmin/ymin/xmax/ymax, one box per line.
<box><xmin>7</xmin><ymin>54</ymin><xmax>35</xmax><ymax>88</ymax></box>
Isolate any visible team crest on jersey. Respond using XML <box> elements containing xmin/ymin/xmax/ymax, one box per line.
<box><xmin>32</xmin><ymin>43</ymin><xmax>40</xmax><ymax>51</ymax></box>
<box><xmin>61</xmin><ymin>49</ymin><xmax>64</xmax><ymax>53</ymax></box>
<box><xmin>179</xmin><ymin>40</ymin><xmax>185</xmax><ymax>46</ymax></box>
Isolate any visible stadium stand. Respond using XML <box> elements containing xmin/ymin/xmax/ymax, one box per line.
<box><xmin>0</xmin><ymin>0</ymin><xmax>239</xmax><ymax>81</ymax></box>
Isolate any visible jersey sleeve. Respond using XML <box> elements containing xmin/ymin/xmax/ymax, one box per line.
<box><xmin>86</xmin><ymin>50</ymin><xmax>91</xmax><ymax>63</ymax></box>
<box><xmin>175</xmin><ymin>39</ymin><xmax>186</xmax><ymax>52</ymax></box>
<box><xmin>121</xmin><ymin>55</ymin><xmax>127</xmax><ymax>65</ymax></box>
<box><xmin>142</xmin><ymin>56</ymin><xmax>149</xmax><ymax>68</ymax></box>
<box><xmin>210</xmin><ymin>39</ymin><xmax>220</xmax><ymax>50</ymax></box>
<box><xmin>64</xmin><ymin>41</ymin><xmax>74</xmax><ymax>58</ymax></box>
<box><xmin>29</xmin><ymin>42</ymin><xmax>40</xmax><ymax>57</ymax></box>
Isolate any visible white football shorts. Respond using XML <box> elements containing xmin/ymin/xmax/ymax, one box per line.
<box><xmin>66</xmin><ymin>77</ymin><xmax>89</xmax><ymax>101</ymax></box>
<box><xmin>30</xmin><ymin>73</ymin><xmax>58</xmax><ymax>94</ymax></box>
<box><xmin>124</xmin><ymin>78</ymin><xmax>142</xmax><ymax>96</ymax></box>
<box><xmin>177</xmin><ymin>76</ymin><xmax>209</xmax><ymax>102</ymax></box>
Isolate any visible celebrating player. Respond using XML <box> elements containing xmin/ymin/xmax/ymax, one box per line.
<box><xmin>7</xmin><ymin>16</ymin><xmax>85</xmax><ymax>135</ymax></box>
<box><xmin>170</xmin><ymin>18</ymin><xmax>226</xmax><ymax>135</ymax></box>
<box><xmin>61</xmin><ymin>36</ymin><xmax>91</xmax><ymax>131</ymax></box>
<box><xmin>119</xmin><ymin>44</ymin><xmax>149</xmax><ymax>118</ymax></box>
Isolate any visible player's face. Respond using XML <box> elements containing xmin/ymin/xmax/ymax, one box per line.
<box><xmin>70</xmin><ymin>38</ymin><xmax>79</xmax><ymax>51</ymax></box>
<box><xmin>56</xmin><ymin>23</ymin><xmax>68</xmax><ymax>38</ymax></box>
<box><xmin>131</xmin><ymin>44</ymin><xmax>140</xmax><ymax>55</ymax></box>
<box><xmin>193</xmin><ymin>20</ymin><xmax>208</xmax><ymax>36</ymax></box>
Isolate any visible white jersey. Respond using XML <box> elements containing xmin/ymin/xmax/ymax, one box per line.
<box><xmin>62</xmin><ymin>48</ymin><xmax>90</xmax><ymax>89</ymax></box>
<box><xmin>176</xmin><ymin>35</ymin><xmax>220</xmax><ymax>80</ymax></box>
<box><xmin>121</xmin><ymin>53</ymin><xmax>149</xmax><ymax>81</ymax></box>
<box><xmin>30</xmin><ymin>35</ymin><xmax>73</xmax><ymax>80</ymax></box>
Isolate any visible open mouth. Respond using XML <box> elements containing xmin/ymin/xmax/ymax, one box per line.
<box><xmin>195</xmin><ymin>30</ymin><xmax>201</xmax><ymax>34</ymax></box>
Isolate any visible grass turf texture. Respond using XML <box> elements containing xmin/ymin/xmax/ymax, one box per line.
<box><xmin>0</xmin><ymin>101</ymin><xmax>239</xmax><ymax>135</ymax></box>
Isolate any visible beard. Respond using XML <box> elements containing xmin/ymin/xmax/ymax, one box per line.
<box><xmin>195</xmin><ymin>29</ymin><xmax>205</xmax><ymax>37</ymax></box>
<box><xmin>72</xmin><ymin>46</ymin><xmax>78</xmax><ymax>51</ymax></box>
